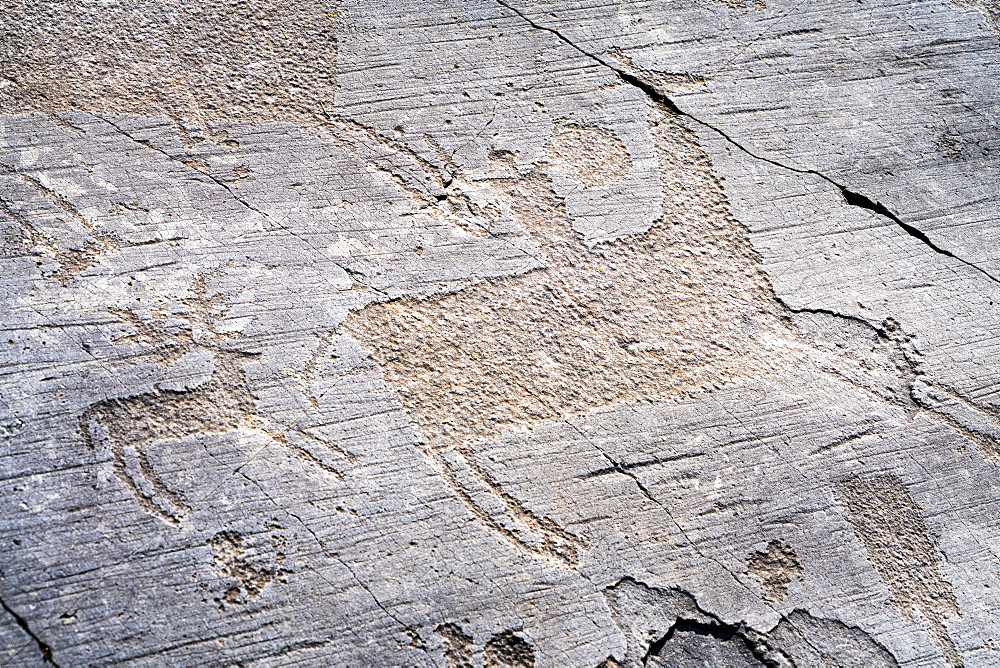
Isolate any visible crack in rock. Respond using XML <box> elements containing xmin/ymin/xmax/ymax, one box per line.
<box><xmin>0</xmin><ymin>593</ymin><xmax>59</xmax><ymax>667</ymax></box>
<box><xmin>604</xmin><ymin>577</ymin><xmax>899</xmax><ymax>668</ymax></box>
<box><xmin>493</xmin><ymin>0</ymin><xmax>999</xmax><ymax>285</ymax></box>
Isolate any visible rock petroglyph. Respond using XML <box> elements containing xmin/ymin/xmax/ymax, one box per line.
<box><xmin>344</xmin><ymin>107</ymin><xmax>802</xmax><ymax>565</ymax></box>
<box><xmin>79</xmin><ymin>282</ymin><xmax>349</xmax><ymax>525</ymax></box>
<box><xmin>2</xmin><ymin>0</ymin><xmax>999</xmax><ymax>665</ymax></box>
<box><xmin>346</xmin><ymin>108</ymin><xmax>789</xmax><ymax>454</ymax></box>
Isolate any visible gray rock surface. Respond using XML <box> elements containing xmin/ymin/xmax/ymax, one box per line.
<box><xmin>1</xmin><ymin>0</ymin><xmax>998</xmax><ymax>665</ymax></box>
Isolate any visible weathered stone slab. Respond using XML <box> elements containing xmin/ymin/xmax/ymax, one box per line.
<box><xmin>1</xmin><ymin>0</ymin><xmax>997</xmax><ymax>666</ymax></box>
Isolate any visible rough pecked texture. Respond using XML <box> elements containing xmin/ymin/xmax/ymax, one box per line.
<box><xmin>1</xmin><ymin>0</ymin><xmax>998</xmax><ymax>666</ymax></box>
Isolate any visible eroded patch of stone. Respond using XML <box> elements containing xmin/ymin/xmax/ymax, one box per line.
<box><xmin>0</xmin><ymin>0</ymin><xmax>340</xmax><ymax>139</ymax></box>
<box><xmin>208</xmin><ymin>530</ymin><xmax>288</xmax><ymax>609</ymax></box>
<box><xmin>484</xmin><ymin>630</ymin><xmax>536</xmax><ymax>668</ymax></box>
<box><xmin>746</xmin><ymin>540</ymin><xmax>803</xmax><ymax>603</ymax></box>
<box><xmin>437</xmin><ymin>623</ymin><xmax>474</xmax><ymax>668</ymax></box>
<box><xmin>836</xmin><ymin>474</ymin><xmax>962</xmax><ymax>667</ymax></box>
<box><xmin>546</xmin><ymin>122</ymin><xmax>631</xmax><ymax>188</ymax></box>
